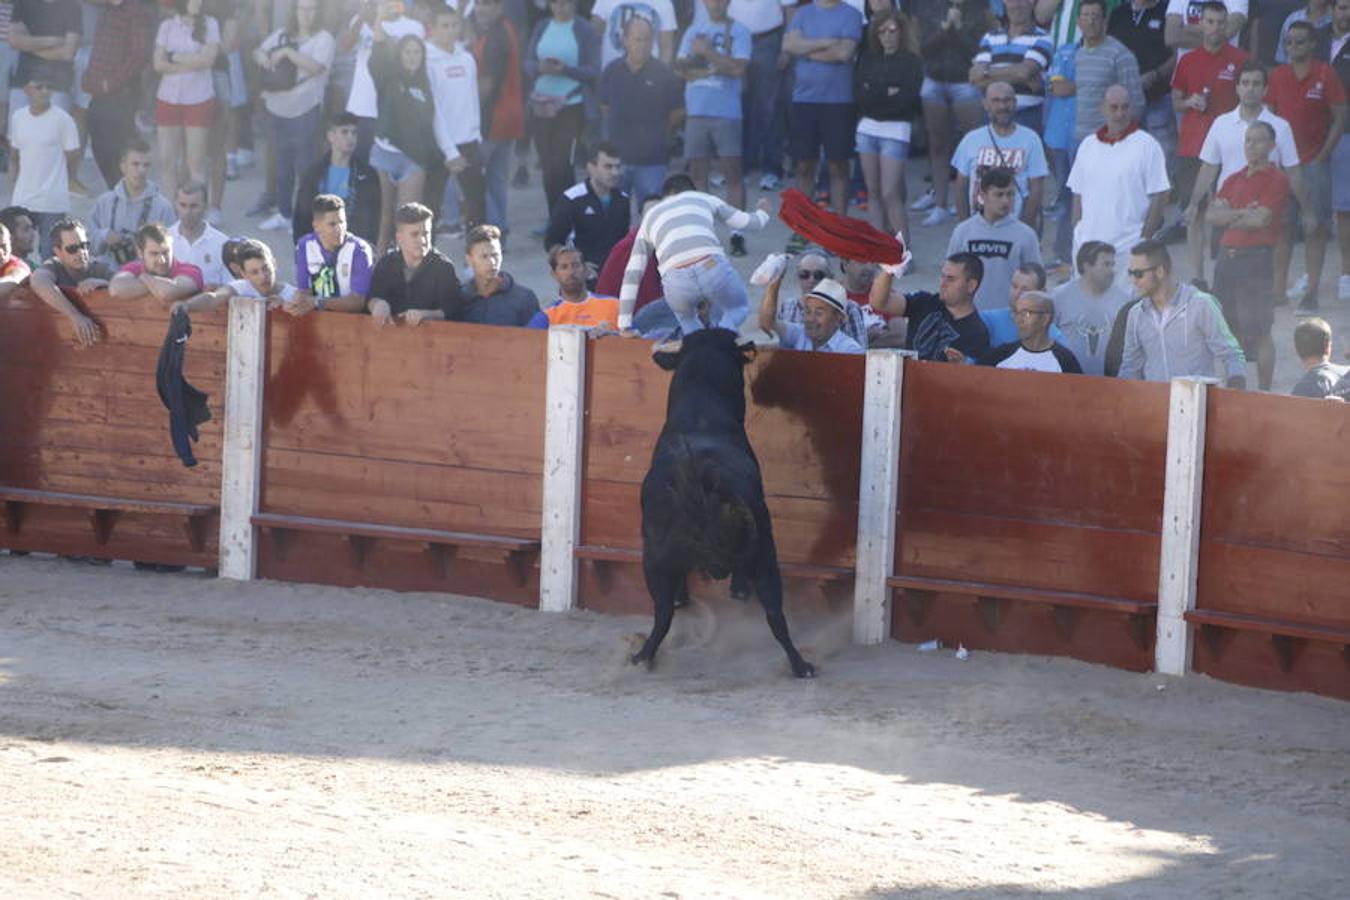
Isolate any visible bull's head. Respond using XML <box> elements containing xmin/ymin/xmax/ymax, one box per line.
<box><xmin>650</xmin><ymin>328</ymin><xmax>757</xmax><ymax>371</ymax></box>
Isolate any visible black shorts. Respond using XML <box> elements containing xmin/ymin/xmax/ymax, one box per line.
<box><xmin>1213</xmin><ymin>246</ymin><xmax>1274</xmax><ymax>347</ymax></box>
<box><xmin>789</xmin><ymin>101</ymin><xmax>855</xmax><ymax>163</ymax></box>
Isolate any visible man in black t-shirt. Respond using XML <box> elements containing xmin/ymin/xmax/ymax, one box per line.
<box><xmin>366</xmin><ymin>202</ymin><xmax>467</xmax><ymax>327</ymax></box>
<box><xmin>1108</xmin><ymin>0</ymin><xmax>1177</xmax><ymax>158</ymax></box>
<box><xmin>868</xmin><ymin>252</ymin><xmax>992</xmax><ymax>362</ymax></box>
<box><xmin>8</xmin><ymin>0</ymin><xmax>82</xmax><ymax>111</ymax></box>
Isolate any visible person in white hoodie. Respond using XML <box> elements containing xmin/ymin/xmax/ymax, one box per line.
<box><xmin>1117</xmin><ymin>238</ymin><xmax>1247</xmax><ymax>387</ymax></box>
<box><xmin>425</xmin><ymin>5</ymin><xmax>484</xmax><ymax>231</ymax></box>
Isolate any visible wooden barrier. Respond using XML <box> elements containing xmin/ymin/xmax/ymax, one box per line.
<box><xmin>575</xmin><ymin>338</ymin><xmax>864</xmax><ymax>615</ymax></box>
<box><xmin>1188</xmin><ymin>389</ymin><xmax>1350</xmax><ymax>699</ymax></box>
<box><xmin>889</xmin><ymin>361</ymin><xmax>1170</xmax><ymax>671</ymax></box>
<box><xmin>251</xmin><ymin>313</ymin><xmax>547</xmax><ymax>604</ymax></box>
<box><xmin>0</xmin><ymin>288</ymin><xmax>224</xmax><ymax>566</ymax></box>
<box><xmin>6</xmin><ymin>289</ymin><xmax>1349</xmax><ymax>701</ymax></box>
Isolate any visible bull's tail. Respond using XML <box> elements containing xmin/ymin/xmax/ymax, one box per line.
<box><xmin>667</xmin><ymin>447</ymin><xmax>757</xmax><ymax>581</ymax></box>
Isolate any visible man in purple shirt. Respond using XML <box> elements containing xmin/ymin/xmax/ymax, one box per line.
<box><xmin>291</xmin><ymin>193</ymin><xmax>375</xmax><ymax>314</ymax></box>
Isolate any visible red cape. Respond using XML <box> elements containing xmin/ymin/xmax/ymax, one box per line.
<box><xmin>777</xmin><ymin>188</ymin><xmax>907</xmax><ymax>264</ymax></box>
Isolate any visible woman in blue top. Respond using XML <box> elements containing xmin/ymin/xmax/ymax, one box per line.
<box><xmin>525</xmin><ymin>0</ymin><xmax>600</xmax><ymax>213</ymax></box>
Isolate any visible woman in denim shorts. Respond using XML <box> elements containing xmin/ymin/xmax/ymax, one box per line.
<box><xmin>854</xmin><ymin>10</ymin><xmax>923</xmax><ymax>240</ymax></box>
<box><xmin>913</xmin><ymin>0</ymin><xmax>987</xmax><ymax>226</ymax></box>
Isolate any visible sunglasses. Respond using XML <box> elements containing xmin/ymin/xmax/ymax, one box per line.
<box><xmin>63</xmin><ymin>241</ymin><xmax>91</xmax><ymax>253</ymax></box>
<box><xmin>797</xmin><ymin>269</ymin><xmax>828</xmax><ymax>281</ymax></box>
<box><xmin>1126</xmin><ymin>265</ymin><xmax>1159</xmax><ymax>279</ymax></box>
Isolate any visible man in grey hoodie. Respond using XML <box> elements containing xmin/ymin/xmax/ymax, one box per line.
<box><xmin>86</xmin><ymin>140</ymin><xmax>175</xmax><ymax>270</ymax></box>
<box><xmin>946</xmin><ymin>166</ymin><xmax>1042</xmax><ymax>312</ymax></box>
<box><xmin>1118</xmin><ymin>239</ymin><xmax>1247</xmax><ymax>387</ymax></box>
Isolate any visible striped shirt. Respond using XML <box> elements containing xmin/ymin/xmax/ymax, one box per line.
<box><xmin>973</xmin><ymin>28</ymin><xmax>1054</xmax><ymax>109</ymax></box>
<box><xmin>1072</xmin><ymin>36</ymin><xmax>1145</xmax><ymax>140</ymax></box>
<box><xmin>618</xmin><ymin>190</ymin><xmax>769</xmax><ymax>327</ymax></box>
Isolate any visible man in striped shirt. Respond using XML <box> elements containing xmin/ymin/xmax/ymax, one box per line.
<box><xmin>618</xmin><ymin>173</ymin><xmax>771</xmax><ymax>333</ymax></box>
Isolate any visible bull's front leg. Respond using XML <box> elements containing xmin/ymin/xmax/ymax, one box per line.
<box><xmin>753</xmin><ymin>565</ymin><xmax>816</xmax><ymax>679</ymax></box>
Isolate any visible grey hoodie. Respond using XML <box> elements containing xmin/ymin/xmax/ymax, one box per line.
<box><xmin>87</xmin><ymin>180</ymin><xmax>177</xmax><ymax>267</ymax></box>
<box><xmin>1118</xmin><ymin>283</ymin><xmax>1246</xmax><ymax>383</ymax></box>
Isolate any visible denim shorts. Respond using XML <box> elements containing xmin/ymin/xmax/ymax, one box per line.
<box><xmin>920</xmin><ymin>78</ymin><xmax>982</xmax><ymax>106</ymax></box>
<box><xmin>370</xmin><ymin>140</ymin><xmax>424</xmax><ymax>184</ymax></box>
<box><xmin>855</xmin><ymin>131</ymin><xmax>909</xmax><ymax>161</ymax></box>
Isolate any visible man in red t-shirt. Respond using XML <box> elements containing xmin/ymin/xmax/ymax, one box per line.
<box><xmin>107</xmin><ymin>222</ymin><xmax>205</xmax><ymax>304</ymax></box>
<box><xmin>1268</xmin><ymin>20</ymin><xmax>1349</xmax><ymax>310</ymax></box>
<box><xmin>1206</xmin><ymin>121</ymin><xmax>1290</xmax><ymax>389</ymax></box>
<box><xmin>1171</xmin><ymin>2</ymin><xmax>1248</xmax><ymax>227</ymax></box>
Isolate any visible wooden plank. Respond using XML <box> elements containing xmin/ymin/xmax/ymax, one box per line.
<box><xmin>1196</xmin><ymin>541</ymin><xmax>1350</xmax><ymax>626</ymax></box>
<box><xmin>539</xmin><ymin>327</ymin><xmax>587</xmax><ymax>613</ymax></box>
<box><xmin>886</xmin><ymin>574</ymin><xmax>1155</xmax><ymax>615</ymax></box>
<box><xmin>1202</xmin><ymin>388</ymin><xmax>1350</xmax><ymax>557</ymax></box>
<box><xmin>1155</xmin><ymin>377</ymin><xmax>1212</xmax><ymax>676</ymax></box>
<box><xmin>219</xmin><ymin>296</ymin><xmax>267</xmax><ymax>580</ymax></box>
<box><xmin>251</xmin><ymin>512</ymin><xmax>539</xmax><ymax>550</ymax></box>
<box><xmin>1185</xmin><ymin>608</ymin><xmax>1350</xmax><ymax>644</ymax></box>
<box><xmin>260</xmin><ymin>449</ymin><xmax>542</xmax><ymax>536</ymax></box>
<box><xmin>898</xmin><ymin>361</ymin><xmax>1169</xmax><ymax>533</ymax></box>
<box><xmin>853</xmin><ymin>349</ymin><xmax>908</xmax><ymax>645</ymax></box>
<box><xmin>0</xmin><ymin>486</ymin><xmax>214</xmax><ymax>516</ymax></box>
<box><xmin>898</xmin><ymin>507</ymin><xmax>1160</xmax><ymax>602</ymax></box>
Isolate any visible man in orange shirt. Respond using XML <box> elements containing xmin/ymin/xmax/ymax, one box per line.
<box><xmin>529</xmin><ymin>244</ymin><xmax>621</xmax><ymax>329</ymax></box>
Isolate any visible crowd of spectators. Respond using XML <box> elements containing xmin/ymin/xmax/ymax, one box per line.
<box><xmin>1</xmin><ymin>0</ymin><xmax>1347</xmax><ymax>398</ymax></box>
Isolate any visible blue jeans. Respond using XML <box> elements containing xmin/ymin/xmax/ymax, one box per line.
<box><xmin>742</xmin><ymin>29</ymin><xmax>785</xmax><ymax>178</ymax></box>
<box><xmin>482</xmin><ymin>138</ymin><xmax>514</xmax><ymax>229</ymax></box>
<box><xmin>1049</xmin><ymin>144</ymin><xmax>1075</xmax><ymax>265</ymax></box>
<box><xmin>621</xmin><ymin>163</ymin><xmax>667</xmax><ymax>210</ymax></box>
<box><xmin>660</xmin><ymin>255</ymin><xmax>749</xmax><ymax>334</ymax></box>
<box><xmin>271</xmin><ymin>106</ymin><xmax>322</xmax><ymax>218</ymax></box>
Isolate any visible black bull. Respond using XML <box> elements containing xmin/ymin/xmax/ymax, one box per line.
<box><xmin>629</xmin><ymin>328</ymin><xmax>816</xmax><ymax>678</ymax></box>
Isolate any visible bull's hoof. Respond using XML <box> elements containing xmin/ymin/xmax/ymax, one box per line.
<box><xmin>792</xmin><ymin>661</ymin><xmax>817</xmax><ymax>679</ymax></box>
<box><xmin>629</xmin><ymin>652</ymin><xmax>656</xmax><ymax>670</ymax></box>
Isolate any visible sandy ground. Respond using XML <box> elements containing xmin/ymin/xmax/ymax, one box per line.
<box><xmin>1</xmin><ymin>555</ymin><xmax>1348</xmax><ymax>899</ymax></box>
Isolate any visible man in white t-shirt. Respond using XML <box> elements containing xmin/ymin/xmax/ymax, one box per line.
<box><xmin>8</xmin><ymin>76</ymin><xmax>80</xmax><ymax>258</ymax></box>
<box><xmin>1187</xmin><ymin>61</ymin><xmax>1308</xmax><ymax>287</ymax></box>
<box><xmin>173</xmin><ymin>239</ymin><xmax>310</xmax><ymax>317</ymax></box>
<box><xmin>1166</xmin><ymin>0</ymin><xmax>1247</xmax><ymax>57</ymax></box>
<box><xmin>592</xmin><ymin>0</ymin><xmax>678</xmax><ymax>68</ymax></box>
<box><xmin>167</xmin><ymin>182</ymin><xmax>229</xmax><ymax>287</ymax></box>
<box><xmin>340</xmin><ymin>0</ymin><xmax>425</xmax><ymax>160</ymax></box>
<box><xmin>1067</xmin><ymin>85</ymin><xmax>1170</xmax><ymax>290</ymax></box>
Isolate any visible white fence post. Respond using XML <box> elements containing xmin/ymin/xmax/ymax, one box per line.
<box><xmin>218</xmin><ymin>297</ymin><xmax>267</xmax><ymax>581</ymax></box>
<box><xmin>1154</xmin><ymin>376</ymin><xmax>1214</xmax><ymax>675</ymax></box>
<box><xmin>538</xmin><ymin>327</ymin><xmax>588</xmax><ymax>613</ymax></box>
<box><xmin>853</xmin><ymin>349</ymin><xmax>912</xmax><ymax>645</ymax></box>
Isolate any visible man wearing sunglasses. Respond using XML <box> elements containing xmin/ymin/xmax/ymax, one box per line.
<box><xmin>27</xmin><ymin>217</ymin><xmax>112</xmax><ymax>346</ymax></box>
<box><xmin>1116</xmin><ymin>238</ymin><xmax>1246</xmax><ymax>387</ymax></box>
<box><xmin>766</xmin><ymin>250</ymin><xmax>869</xmax><ymax>347</ymax></box>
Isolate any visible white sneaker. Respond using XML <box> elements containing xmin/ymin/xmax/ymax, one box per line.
<box><xmin>758</xmin><ymin>172</ymin><xmax>782</xmax><ymax>191</ymax></box>
<box><xmin>233</xmin><ymin>148</ymin><xmax>256</xmax><ymax>169</ymax></box>
<box><xmin>259</xmin><ymin>212</ymin><xmax>289</xmax><ymax>231</ymax></box>
<box><xmin>911</xmin><ymin>189</ymin><xmax>937</xmax><ymax>212</ymax></box>
<box><xmin>207</xmin><ymin>207</ymin><xmax>224</xmax><ymax>227</ymax></box>
<box><xmin>920</xmin><ymin>206</ymin><xmax>952</xmax><ymax>227</ymax></box>
<box><xmin>1287</xmin><ymin>274</ymin><xmax>1309</xmax><ymax>302</ymax></box>
<box><xmin>1340</xmin><ymin>274</ymin><xmax>1350</xmax><ymax>302</ymax></box>
<box><xmin>710</xmin><ymin>171</ymin><xmax>726</xmax><ymax>188</ymax></box>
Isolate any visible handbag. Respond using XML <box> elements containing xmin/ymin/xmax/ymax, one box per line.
<box><xmin>259</xmin><ymin>35</ymin><xmax>298</xmax><ymax>93</ymax></box>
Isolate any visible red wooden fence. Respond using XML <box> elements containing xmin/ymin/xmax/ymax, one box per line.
<box><xmin>0</xmin><ymin>288</ymin><xmax>224</xmax><ymax>566</ymax></box>
<box><xmin>1190</xmin><ymin>389</ymin><xmax>1350</xmax><ymax>699</ymax></box>
<box><xmin>891</xmin><ymin>362</ymin><xmax>1171</xmax><ymax>671</ymax></box>
<box><xmin>252</xmin><ymin>313</ymin><xmax>547</xmax><ymax>604</ymax></box>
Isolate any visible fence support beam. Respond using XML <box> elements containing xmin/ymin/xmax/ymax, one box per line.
<box><xmin>1155</xmin><ymin>377</ymin><xmax>1214</xmax><ymax>675</ymax></box>
<box><xmin>218</xmin><ymin>298</ymin><xmax>267</xmax><ymax>581</ymax></box>
<box><xmin>853</xmin><ymin>349</ymin><xmax>912</xmax><ymax>645</ymax></box>
<box><xmin>539</xmin><ymin>327</ymin><xmax>588</xmax><ymax>613</ymax></box>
